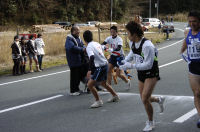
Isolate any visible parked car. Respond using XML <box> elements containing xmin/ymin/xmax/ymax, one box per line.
<box><xmin>53</xmin><ymin>21</ymin><xmax>72</xmax><ymax>28</ymax></box>
<box><xmin>142</xmin><ymin>18</ymin><xmax>162</xmax><ymax>28</ymax></box>
<box><xmin>162</xmin><ymin>22</ymin><xmax>175</xmax><ymax>33</ymax></box>
<box><xmin>74</xmin><ymin>23</ymin><xmax>89</xmax><ymax>27</ymax></box>
<box><xmin>87</xmin><ymin>21</ymin><xmax>99</xmax><ymax>26</ymax></box>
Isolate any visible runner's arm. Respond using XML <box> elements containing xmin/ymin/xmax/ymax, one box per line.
<box><xmin>180</xmin><ymin>39</ymin><xmax>187</xmax><ymax>54</ymax></box>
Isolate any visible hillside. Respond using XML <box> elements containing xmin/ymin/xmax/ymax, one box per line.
<box><xmin>0</xmin><ymin>0</ymin><xmax>199</xmax><ymax>26</ymax></box>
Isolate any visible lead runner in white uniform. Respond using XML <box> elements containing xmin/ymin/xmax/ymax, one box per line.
<box><xmin>180</xmin><ymin>11</ymin><xmax>200</xmax><ymax>128</ymax></box>
<box><xmin>102</xmin><ymin>26</ymin><xmax>131</xmax><ymax>89</ymax></box>
<box><xmin>83</xmin><ymin>30</ymin><xmax>120</xmax><ymax>108</ymax></box>
<box><xmin>120</xmin><ymin>21</ymin><xmax>165</xmax><ymax>132</ymax></box>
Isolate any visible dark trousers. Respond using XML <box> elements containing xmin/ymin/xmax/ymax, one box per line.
<box><xmin>70</xmin><ymin>66</ymin><xmax>82</xmax><ymax>93</ymax></box>
<box><xmin>37</xmin><ymin>55</ymin><xmax>43</xmax><ymax>70</ymax></box>
<box><xmin>13</xmin><ymin>59</ymin><xmax>20</xmax><ymax>75</ymax></box>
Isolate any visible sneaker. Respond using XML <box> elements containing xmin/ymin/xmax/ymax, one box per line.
<box><xmin>197</xmin><ymin>119</ymin><xmax>200</xmax><ymax>128</ymax></box>
<box><xmin>30</xmin><ymin>70</ymin><xmax>34</xmax><ymax>73</ymax></box>
<box><xmin>143</xmin><ymin>120</ymin><xmax>155</xmax><ymax>132</ymax></box>
<box><xmin>107</xmin><ymin>95</ymin><xmax>120</xmax><ymax>103</ymax></box>
<box><xmin>126</xmin><ymin>79</ymin><xmax>131</xmax><ymax>90</ymax></box>
<box><xmin>158</xmin><ymin>96</ymin><xmax>165</xmax><ymax>113</ymax></box>
<box><xmin>90</xmin><ymin>100</ymin><xmax>103</xmax><ymax>108</ymax></box>
<box><xmin>70</xmin><ymin>92</ymin><xmax>80</xmax><ymax>96</ymax></box>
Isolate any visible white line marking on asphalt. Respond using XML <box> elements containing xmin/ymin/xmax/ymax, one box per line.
<box><xmin>173</xmin><ymin>108</ymin><xmax>197</xmax><ymax>123</ymax></box>
<box><xmin>0</xmin><ymin>58</ymin><xmax>183</xmax><ymax>87</ymax></box>
<box><xmin>100</xmin><ymin>92</ymin><xmax>196</xmax><ymax>123</ymax></box>
<box><xmin>159</xmin><ymin>59</ymin><xmax>183</xmax><ymax>68</ymax></box>
<box><xmin>0</xmin><ymin>70</ymin><xmax>69</xmax><ymax>86</ymax></box>
<box><xmin>0</xmin><ymin>95</ymin><xmax>63</xmax><ymax>114</ymax></box>
<box><xmin>157</xmin><ymin>39</ymin><xmax>184</xmax><ymax>51</ymax></box>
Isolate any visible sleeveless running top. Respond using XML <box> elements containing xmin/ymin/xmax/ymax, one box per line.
<box><xmin>186</xmin><ymin>29</ymin><xmax>200</xmax><ymax>62</ymax></box>
<box><xmin>131</xmin><ymin>38</ymin><xmax>158</xmax><ymax>72</ymax></box>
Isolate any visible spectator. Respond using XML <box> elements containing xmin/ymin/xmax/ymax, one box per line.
<box><xmin>166</xmin><ymin>15</ymin><xmax>169</xmax><ymax>22</ymax></box>
<box><xmin>170</xmin><ymin>15</ymin><xmax>173</xmax><ymax>22</ymax></box>
<box><xmin>166</xmin><ymin>26</ymin><xmax>169</xmax><ymax>40</ymax></box>
<box><xmin>35</xmin><ymin>33</ymin><xmax>45</xmax><ymax>70</ymax></box>
<box><xmin>20</xmin><ymin>37</ymin><xmax>28</xmax><ymax>74</ymax></box>
<box><xmin>27</xmin><ymin>35</ymin><xmax>41</xmax><ymax>72</ymax></box>
<box><xmin>65</xmin><ymin>26</ymin><xmax>86</xmax><ymax>96</ymax></box>
<box><xmin>158</xmin><ymin>23</ymin><xmax>162</xmax><ymax>33</ymax></box>
<box><xmin>11</xmin><ymin>35</ymin><xmax>21</xmax><ymax>76</ymax></box>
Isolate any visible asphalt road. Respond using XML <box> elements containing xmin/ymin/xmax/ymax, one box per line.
<box><xmin>0</xmin><ymin>22</ymin><xmax>199</xmax><ymax>132</ymax></box>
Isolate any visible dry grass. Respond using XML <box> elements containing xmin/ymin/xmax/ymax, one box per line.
<box><xmin>173</xmin><ymin>13</ymin><xmax>188</xmax><ymax>22</ymax></box>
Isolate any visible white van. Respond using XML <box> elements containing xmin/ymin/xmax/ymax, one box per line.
<box><xmin>142</xmin><ymin>18</ymin><xmax>162</xmax><ymax>28</ymax></box>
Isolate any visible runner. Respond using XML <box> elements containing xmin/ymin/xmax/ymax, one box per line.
<box><xmin>120</xmin><ymin>21</ymin><xmax>165</xmax><ymax>131</ymax></box>
<box><xmin>180</xmin><ymin>11</ymin><xmax>200</xmax><ymax>128</ymax></box>
<box><xmin>102</xmin><ymin>26</ymin><xmax>131</xmax><ymax>89</ymax></box>
<box><xmin>83</xmin><ymin>30</ymin><xmax>120</xmax><ymax>108</ymax></box>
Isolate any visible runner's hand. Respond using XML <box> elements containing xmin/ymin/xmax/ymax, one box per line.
<box><xmin>108</xmin><ymin>48</ymin><xmax>113</xmax><ymax>53</ymax></box>
<box><xmin>119</xmin><ymin>62</ymin><xmax>135</xmax><ymax>70</ymax></box>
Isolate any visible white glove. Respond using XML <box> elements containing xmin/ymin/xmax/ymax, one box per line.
<box><xmin>108</xmin><ymin>48</ymin><xmax>113</xmax><ymax>53</ymax></box>
<box><xmin>181</xmin><ymin>53</ymin><xmax>191</xmax><ymax>64</ymax></box>
<box><xmin>119</xmin><ymin>62</ymin><xmax>135</xmax><ymax>70</ymax></box>
<box><xmin>121</xmin><ymin>60</ymin><xmax>126</xmax><ymax>64</ymax></box>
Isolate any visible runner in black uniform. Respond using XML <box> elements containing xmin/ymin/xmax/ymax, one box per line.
<box><xmin>120</xmin><ymin>21</ymin><xmax>165</xmax><ymax>132</ymax></box>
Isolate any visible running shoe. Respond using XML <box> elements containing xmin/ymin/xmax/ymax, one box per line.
<box><xmin>90</xmin><ymin>100</ymin><xmax>103</xmax><ymax>108</ymax></box>
<box><xmin>143</xmin><ymin>120</ymin><xmax>155</xmax><ymax>132</ymax></box>
<box><xmin>69</xmin><ymin>92</ymin><xmax>81</xmax><ymax>96</ymax></box>
<box><xmin>107</xmin><ymin>96</ymin><xmax>120</xmax><ymax>103</ymax></box>
<box><xmin>126</xmin><ymin>79</ymin><xmax>131</xmax><ymax>90</ymax></box>
<box><xmin>197</xmin><ymin>119</ymin><xmax>200</xmax><ymax>128</ymax></box>
<box><xmin>158</xmin><ymin>96</ymin><xmax>165</xmax><ymax>113</ymax></box>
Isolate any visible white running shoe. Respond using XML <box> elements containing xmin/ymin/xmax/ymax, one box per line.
<box><xmin>90</xmin><ymin>100</ymin><xmax>103</xmax><ymax>108</ymax></box>
<box><xmin>69</xmin><ymin>92</ymin><xmax>80</xmax><ymax>96</ymax></box>
<box><xmin>126</xmin><ymin>79</ymin><xmax>131</xmax><ymax>90</ymax></box>
<box><xmin>158</xmin><ymin>96</ymin><xmax>165</xmax><ymax>113</ymax></box>
<box><xmin>143</xmin><ymin>120</ymin><xmax>155</xmax><ymax>132</ymax></box>
<box><xmin>107</xmin><ymin>96</ymin><xmax>120</xmax><ymax>103</ymax></box>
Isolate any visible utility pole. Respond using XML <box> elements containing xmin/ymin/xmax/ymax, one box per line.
<box><xmin>149</xmin><ymin>0</ymin><xmax>151</xmax><ymax>18</ymax></box>
<box><xmin>157</xmin><ymin>0</ymin><xmax>159</xmax><ymax>18</ymax></box>
<box><xmin>110</xmin><ymin>0</ymin><xmax>113</xmax><ymax>28</ymax></box>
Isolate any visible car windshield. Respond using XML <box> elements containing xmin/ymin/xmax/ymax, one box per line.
<box><xmin>142</xmin><ymin>19</ymin><xmax>149</xmax><ymax>22</ymax></box>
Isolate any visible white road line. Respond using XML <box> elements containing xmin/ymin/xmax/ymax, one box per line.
<box><xmin>0</xmin><ymin>59</ymin><xmax>183</xmax><ymax>87</ymax></box>
<box><xmin>159</xmin><ymin>59</ymin><xmax>183</xmax><ymax>68</ymax></box>
<box><xmin>0</xmin><ymin>70</ymin><xmax>69</xmax><ymax>86</ymax></box>
<box><xmin>173</xmin><ymin>108</ymin><xmax>197</xmax><ymax>123</ymax></box>
<box><xmin>0</xmin><ymin>94</ymin><xmax>63</xmax><ymax>114</ymax></box>
<box><xmin>157</xmin><ymin>39</ymin><xmax>184</xmax><ymax>51</ymax></box>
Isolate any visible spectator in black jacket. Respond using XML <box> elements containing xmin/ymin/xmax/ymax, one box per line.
<box><xmin>11</xmin><ymin>35</ymin><xmax>21</xmax><ymax>76</ymax></box>
<box><xmin>20</xmin><ymin>37</ymin><xmax>28</xmax><ymax>74</ymax></box>
<box><xmin>27</xmin><ymin>35</ymin><xmax>41</xmax><ymax>72</ymax></box>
